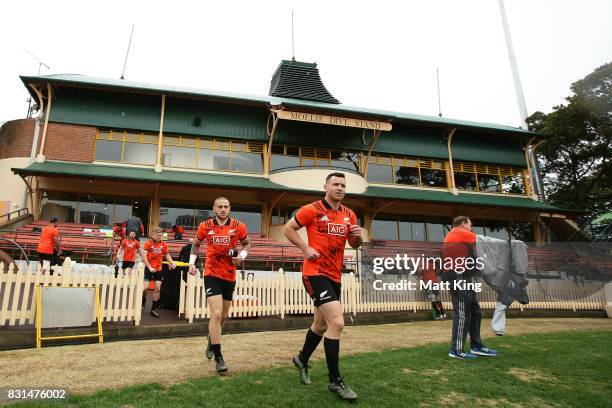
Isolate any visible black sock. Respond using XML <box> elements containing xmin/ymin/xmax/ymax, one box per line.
<box><xmin>324</xmin><ymin>337</ymin><xmax>341</xmax><ymax>382</ymax></box>
<box><xmin>211</xmin><ymin>343</ymin><xmax>222</xmax><ymax>361</ymax></box>
<box><xmin>299</xmin><ymin>329</ymin><xmax>323</xmax><ymax>364</ymax></box>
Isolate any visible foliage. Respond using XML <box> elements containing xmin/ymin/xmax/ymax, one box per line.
<box><xmin>527</xmin><ymin>62</ymin><xmax>612</xmax><ymax>222</ymax></box>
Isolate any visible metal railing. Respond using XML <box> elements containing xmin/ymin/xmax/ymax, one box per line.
<box><xmin>0</xmin><ymin>208</ymin><xmax>29</xmax><ymax>223</ymax></box>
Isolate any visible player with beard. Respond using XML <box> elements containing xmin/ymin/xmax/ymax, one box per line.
<box><xmin>188</xmin><ymin>197</ymin><xmax>250</xmax><ymax>373</ymax></box>
<box><xmin>143</xmin><ymin>227</ymin><xmax>176</xmax><ymax>317</ymax></box>
<box><xmin>284</xmin><ymin>172</ymin><xmax>362</xmax><ymax>401</ymax></box>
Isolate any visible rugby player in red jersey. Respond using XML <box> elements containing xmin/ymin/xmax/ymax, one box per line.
<box><xmin>143</xmin><ymin>227</ymin><xmax>175</xmax><ymax>317</ymax></box>
<box><xmin>188</xmin><ymin>197</ymin><xmax>250</xmax><ymax>373</ymax></box>
<box><xmin>284</xmin><ymin>172</ymin><xmax>362</xmax><ymax>401</ymax></box>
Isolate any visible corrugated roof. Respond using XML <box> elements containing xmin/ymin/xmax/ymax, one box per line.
<box><xmin>269</xmin><ymin>60</ymin><xmax>340</xmax><ymax>104</ymax></box>
<box><xmin>13</xmin><ymin>161</ymin><xmax>563</xmax><ymax>212</ymax></box>
<box><xmin>20</xmin><ymin>73</ymin><xmax>537</xmax><ymax>137</ymax></box>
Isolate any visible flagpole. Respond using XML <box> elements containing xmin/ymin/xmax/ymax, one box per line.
<box><xmin>498</xmin><ymin>0</ymin><xmax>528</xmax><ymax>129</ymax></box>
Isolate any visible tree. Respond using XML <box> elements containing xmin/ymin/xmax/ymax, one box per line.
<box><xmin>527</xmin><ymin>62</ymin><xmax>612</xmax><ymax>223</ymax></box>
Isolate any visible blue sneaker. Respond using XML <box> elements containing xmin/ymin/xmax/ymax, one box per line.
<box><xmin>470</xmin><ymin>345</ymin><xmax>497</xmax><ymax>357</ymax></box>
<box><xmin>448</xmin><ymin>350</ymin><xmax>479</xmax><ymax>359</ymax></box>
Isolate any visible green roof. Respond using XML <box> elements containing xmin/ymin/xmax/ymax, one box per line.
<box><xmin>13</xmin><ymin>161</ymin><xmax>563</xmax><ymax>212</ymax></box>
<box><xmin>13</xmin><ymin>161</ymin><xmax>287</xmax><ymax>191</ymax></box>
<box><xmin>360</xmin><ymin>186</ymin><xmax>561</xmax><ymax>212</ymax></box>
<box><xmin>21</xmin><ymin>73</ymin><xmax>536</xmax><ymax>137</ymax></box>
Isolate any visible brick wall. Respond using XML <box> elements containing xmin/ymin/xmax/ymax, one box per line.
<box><xmin>0</xmin><ymin>119</ymin><xmax>35</xmax><ymax>159</ymax></box>
<box><xmin>43</xmin><ymin>122</ymin><xmax>96</xmax><ymax>162</ymax></box>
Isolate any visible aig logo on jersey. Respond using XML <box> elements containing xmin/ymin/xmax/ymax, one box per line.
<box><xmin>213</xmin><ymin>236</ymin><xmax>230</xmax><ymax>245</ymax></box>
<box><xmin>327</xmin><ymin>223</ymin><xmax>347</xmax><ymax>236</ymax></box>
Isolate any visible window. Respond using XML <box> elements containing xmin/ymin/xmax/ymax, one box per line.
<box><xmin>502</xmin><ymin>173</ymin><xmax>525</xmax><ymax>194</ymax></box>
<box><xmin>231</xmin><ymin>207</ymin><xmax>262</xmax><ymax>235</ymax></box>
<box><xmin>368</xmin><ymin>163</ymin><xmax>394</xmax><ymax>183</ymax></box>
<box><xmin>114</xmin><ymin>197</ymin><xmax>134</xmax><ymax>225</ymax></box>
<box><xmin>96</xmin><ymin>130</ymin><xmax>264</xmax><ymax>174</ymax></box>
<box><xmin>374</xmin><ymin>217</ymin><xmax>450</xmax><ymax>242</ymax></box>
<box><xmin>211</xmin><ymin>149</ymin><xmax>230</xmax><ymax>170</ymax></box>
<box><xmin>94</xmin><ymin>140</ymin><xmax>122</xmax><ymax>161</ymax></box>
<box><xmin>453</xmin><ymin>162</ymin><xmax>526</xmax><ymax>195</ymax></box>
<box><xmin>367</xmin><ymin>154</ymin><xmax>447</xmax><ymax>188</ymax></box>
<box><xmin>40</xmin><ymin>192</ymin><xmax>78</xmax><ymax>223</ymax></box>
<box><xmin>232</xmin><ymin>150</ymin><xmax>263</xmax><ymax>172</ymax></box>
<box><xmin>163</xmin><ymin>145</ymin><xmax>197</xmax><ymax>168</ymax></box>
<box><xmin>271</xmin><ymin>145</ymin><xmax>360</xmax><ymax>172</ymax></box>
<box><xmin>160</xmin><ymin>202</ymin><xmax>196</xmax><ymax>229</ymax></box>
<box><xmin>371</xmin><ymin>219</ymin><xmax>399</xmax><ymax>240</ymax></box>
<box><xmin>399</xmin><ymin>221</ymin><xmax>425</xmax><ymax>241</ymax></box>
<box><xmin>478</xmin><ymin>174</ymin><xmax>501</xmax><ymax>192</ymax></box>
<box><xmin>123</xmin><ymin>143</ymin><xmax>156</xmax><ymax>165</ymax></box>
<box><xmin>40</xmin><ymin>193</ymin><xmax>147</xmax><ymax>226</ymax></box>
<box><xmin>426</xmin><ymin>223</ymin><xmax>448</xmax><ymax>242</ymax></box>
<box><xmin>79</xmin><ymin>194</ymin><xmax>114</xmax><ymax>225</ymax></box>
<box><xmin>395</xmin><ymin>166</ymin><xmax>420</xmax><ymax>186</ymax></box>
<box><xmin>455</xmin><ymin>172</ymin><xmax>477</xmax><ymax>191</ymax></box>
<box><xmin>271</xmin><ymin>145</ymin><xmax>300</xmax><ymax>170</ymax></box>
<box><xmin>331</xmin><ymin>151</ymin><xmax>360</xmax><ymax>172</ymax></box>
<box><xmin>472</xmin><ymin>225</ymin><xmax>486</xmax><ymax>236</ymax></box>
<box><xmin>95</xmin><ymin>130</ymin><xmax>156</xmax><ymax>165</ymax></box>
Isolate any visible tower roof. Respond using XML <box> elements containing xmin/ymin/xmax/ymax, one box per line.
<box><xmin>269</xmin><ymin>59</ymin><xmax>340</xmax><ymax>104</ymax></box>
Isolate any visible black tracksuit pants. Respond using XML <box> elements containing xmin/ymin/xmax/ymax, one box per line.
<box><xmin>450</xmin><ymin>287</ymin><xmax>484</xmax><ymax>353</ymax></box>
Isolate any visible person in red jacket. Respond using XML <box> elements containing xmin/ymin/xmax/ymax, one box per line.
<box><xmin>143</xmin><ymin>227</ymin><xmax>175</xmax><ymax>317</ymax></box>
<box><xmin>443</xmin><ymin>216</ymin><xmax>496</xmax><ymax>359</ymax></box>
<box><xmin>173</xmin><ymin>224</ymin><xmax>184</xmax><ymax>240</ymax></box>
<box><xmin>37</xmin><ymin>217</ymin><xmax>60</xmax><ymax>272</ymax></box>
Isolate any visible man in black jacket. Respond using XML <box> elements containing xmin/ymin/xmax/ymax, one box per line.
<box><xmin>179</xmin><ymin>238</ymin><xmax>195</xmax><ymax>282</ymax></box>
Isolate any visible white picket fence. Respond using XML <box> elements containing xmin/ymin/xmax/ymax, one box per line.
<box><xmin>179</xmin><ymin>271</ymin><xmax>360</xmax><ymax>323</ymax></box>
<box><xmin>179</xmin><ymin>271</ymin><xmax>607</xmax><ymax>323</ymax></box>
<box><xmin>0</xmin><ymin>259</ymin><xmax>144</xmax><ymax>326</ymax></box>
<box><xmin>2</xmin><ymin>260</ymin><xmax>607</xmax><ymax>327</ymax></box>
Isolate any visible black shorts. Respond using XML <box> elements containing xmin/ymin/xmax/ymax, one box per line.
<box><xmin>204</xmin><ymin>275</ymin><xmax>236</xmax><ymax>301</ymax></box>
<box><xmin>302</xmin><ymin>275</ymin><xmax>341</xmax><ymax>307</ymax></box>
<box><xmin>122</xmin><ymin>261</ymin><xmax>135</xmax><ymax>270</ymax></box>
<box><xmin>37</xmin><ymin>252</ymin><xmax>53</xmax><ymax>262</ymax></box>
<box><xmin>145</xmin><ymin>271</ymin><xmax>163</xmax><ymax>282</ymax></box>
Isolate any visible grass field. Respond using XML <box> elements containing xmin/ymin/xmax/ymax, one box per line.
<box><xmin>4</xmin><ymin>329</ymin><xmax>612</xmax><ymax>407</ymax></box>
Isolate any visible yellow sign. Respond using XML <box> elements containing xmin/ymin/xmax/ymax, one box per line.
<box><xmin>276</xmin><ymin>110</ymin><xmax>392</xmax><ymax>131</ymax></box>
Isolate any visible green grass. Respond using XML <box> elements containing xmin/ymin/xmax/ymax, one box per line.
<box><xmin>6</xmin><ymin>330</ymin><xmax>612</xmax><ymax>408</ymax></box>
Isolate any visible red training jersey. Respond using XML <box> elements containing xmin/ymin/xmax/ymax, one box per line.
<box><xmin>144</xmin><ymin>240</ymin><xmax>168</xmax><ymax>272</ymax></box>
<box><xmin>37</xmin><ymin>225</ymin><xmax>59</xmax><ymax>254</ymax></box>
<box><xmin>442</xmin><ymin>227</ymin><xmax>476</xmax><ymax>273</ymax></box>
<box><xmin>196</xmin><ymin>218</ymin><xmax>248</xmax><ymax>282</ymax></box>
<box><xmin>294</xmin><ymin>199</ymin><xmax>357</xmax><ymax>283</ymax></box>
<box><xmin>120</xmin><ymin>238</ymin><xmax>140</xmax><ymax>262</ymax></box>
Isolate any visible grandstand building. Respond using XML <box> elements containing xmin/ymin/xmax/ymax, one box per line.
<box><xmin>1</xmin><ymin>59</ymin><xmax>574</xmax><ymax>246</ymax></box>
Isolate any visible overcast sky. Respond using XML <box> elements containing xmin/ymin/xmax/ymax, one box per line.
<box><xmin>1</xmin><ymin>0</ymin><xmax>610</xmax><ymax>128</ymax></box>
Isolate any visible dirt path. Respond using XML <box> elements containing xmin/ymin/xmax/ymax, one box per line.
<box><xmin>1</xmin><ymin>318</ymin><xmax>611</xmax><ymax>395</ymax></box>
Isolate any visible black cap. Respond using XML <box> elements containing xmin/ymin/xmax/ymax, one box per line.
<box><xmin>50</xmin><ymin>217</ymin><xmax>58</xmax><ymax>223</ymax></box>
